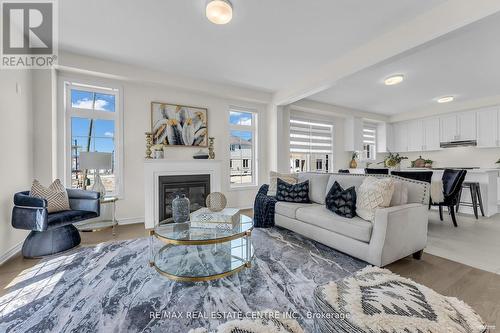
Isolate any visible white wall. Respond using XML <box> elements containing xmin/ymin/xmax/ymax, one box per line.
<box><xmin>0</xmin><ymin>70</ymin><xmax>34</xmax><ymax>262</ymax></box>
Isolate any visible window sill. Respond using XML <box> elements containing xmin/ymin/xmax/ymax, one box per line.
<box><xmin>229</xmin><ymin>184</ymin><xmax>259</xmax><ymax>191</ymax></box>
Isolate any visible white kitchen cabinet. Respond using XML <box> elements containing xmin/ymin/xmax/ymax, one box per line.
<box><xmin>440</xmin><ymin>114</ymin><xmax>458</xmax><ymax>142</ymax></box>
<box><xmin>392</xmin><ymin>122</ymin><xmax>408</xmax><ymax>152</ymax></box>
<box><xmin>458</xmin><ymin>111</ymin><xmax>477</xmax><ymax>141</ymax></box>
<box><xmin>407</xmin><ymin>120</ymin><xmax>423</xmax><ymax>152</ymax></box>
<box><xmin>423</xmin><ymin>118</ymin><xmax>441</xmax><ymax>151</ymax></box>
<box><xmin>477</xmin><ymin>108</ymin><xmax>498</xmax><ymax>147</ymax></box>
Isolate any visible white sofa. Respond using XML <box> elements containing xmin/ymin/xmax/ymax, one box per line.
<box><xmin>274</xmin><ymin>172</ymin><xmax>430</xmax><ymax>267</ymax></box>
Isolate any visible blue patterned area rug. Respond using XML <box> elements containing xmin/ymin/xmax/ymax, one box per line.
<box><xmin>0</xmin><ymin>227</ymin><xmax>366</xmax><ymax>333</ymax></box>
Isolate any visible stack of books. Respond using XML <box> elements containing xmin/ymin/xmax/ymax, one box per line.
<box><xmin>190</xmin><ymin>208</ymin><xmax>240</xmax><ymax>230</ymax></box>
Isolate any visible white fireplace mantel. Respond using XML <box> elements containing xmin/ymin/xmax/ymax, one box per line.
<box><xmin>144</xmin><ymin>159</ymin><xmax>222</xmax><ymax>228</ymax></box>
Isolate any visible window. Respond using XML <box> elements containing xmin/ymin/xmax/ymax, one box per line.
<box><xmin>229</xmin><ymin>108</ymin><xmax>258</xmax><ymax>186</ymax></box>
<box><xmin>289</xmin><ymin>116</ymin><xmax>333</xmax><ymax>173</ymax></box>
<box><xmin>64</xmin><ymin>81</ymin><xmax>122</xmax><ymax>196</ymax></box>
<box><xmin>361</xmin><ymin>122</ymin><xmax>377</xmax><ymax>160</ymax></box>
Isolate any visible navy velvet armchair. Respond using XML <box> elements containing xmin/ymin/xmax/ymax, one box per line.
<box><xmin>12</xmin><ymin>189</ymin><xmax>100</xmax><ymax>258</ymax></box>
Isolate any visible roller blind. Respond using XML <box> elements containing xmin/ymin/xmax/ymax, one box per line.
<box><xmin>289</xmin><ymin>117</ymin><xmax>333</xmax><ymax>154</ymax></box>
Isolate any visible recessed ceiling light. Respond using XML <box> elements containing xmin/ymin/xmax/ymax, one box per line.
<box><xmin>384</xmin><ymin>75</ymin><xmax>404</xmax><ymax>86</ymax></box>
<box><xmin>437</xmin><ymin>96</ymin><xmax>455</xmax><ymax>103</ymax></box>
<box><xmin>206</xmin><ymin>0</ymin><xmax>233</xmax><ymax>25</ymax></box>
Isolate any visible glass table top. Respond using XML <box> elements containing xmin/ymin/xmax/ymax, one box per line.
<box><xmin>153</xmin><ymin>238</ymin><xmax>254</xmax><ymax>282</ymax></box>
<box><xmin>153</xmin><ymin>214</ymin><xmax>253</xmax><ymax>245</ymax></box>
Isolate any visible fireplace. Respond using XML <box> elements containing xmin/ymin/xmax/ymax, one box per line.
<box><xmin>158</xmin><ymin>174</ymin><xmax>210</xmax><ymax>224</ymax></box>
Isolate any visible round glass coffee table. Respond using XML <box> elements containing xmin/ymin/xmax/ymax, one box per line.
<box><xmin>149</xmin><ymin>215</ymin><xmax>254</xmax><ymax>282</ymax></box>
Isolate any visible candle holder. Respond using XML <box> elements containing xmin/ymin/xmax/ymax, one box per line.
<box><xmin>145</xmin><ymin>132</ymin><xmax>153</xmax><ymax>159</ymax></box>
<box><xmin>208</xmin><ymin>137</ymin><xmax>215</xmax><ymax>159</ymax></box>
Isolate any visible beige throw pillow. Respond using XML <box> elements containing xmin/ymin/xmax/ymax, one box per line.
<box><xmin>30</xmin><ymin>179</ymin><xmax>71</xmax><ymax>213</ymax></box>
<box><xmin>356</xmin><ymin>177</ymin><xmax>395</xmax><ymax>221</ymax></box>
<box><xmin>268</xmin><ymin>171</ymin><xmax>298</xmax><ymax>196</ymax></box>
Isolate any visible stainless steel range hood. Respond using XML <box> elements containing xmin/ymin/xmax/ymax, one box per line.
<box><xmin>440</xmin><ymin>140</ymin><xmax>477</xmax><ymax>148</ymax></box>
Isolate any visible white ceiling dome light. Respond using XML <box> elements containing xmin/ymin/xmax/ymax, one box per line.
<box><xmin>206</xmin><ymin>0</ymin><xmax>233</xmax><ymax>25</ymax></box>
<box><xmin>384</xmin><ymin>74</ymin><xmax>404</xmax><ymax>86</ymax></box>
<box><xmin>437</xmin><ymin>96</ymin><xmax>455</xmax><ymax>103</ymax></box>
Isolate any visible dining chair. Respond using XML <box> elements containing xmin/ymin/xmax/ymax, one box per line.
<box><xmin>430</xmin><ymin>169</ymin><xmax>467</xmax><ymax>227</ymax></box>
<box><xmin>364</xmin><ymin>168</ymin><xmax>389</xmax><ymax>175</ymax></box>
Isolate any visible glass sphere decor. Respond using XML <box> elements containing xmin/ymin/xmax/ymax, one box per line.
<box><xmin>206</xmin><ymin>192</ymin><xmax>227</xmax><ymax>212</ymax></box>
<box><xmin>172</xmin><ymin>194</ymin><xmax>190</xmax><ymax>223</ymax></box>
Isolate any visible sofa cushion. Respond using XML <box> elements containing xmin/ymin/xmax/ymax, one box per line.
<box><xmin>275</xmin><ymin>201</ymin><xmax>312</xmax><ymax>219</ymax></box>
<box><xmin>356</xmin><ymin>177</ymin><xmax>395</xmax><ymax>221</ymax></box>
<box><xmin>298</xmin><ymin>173</ymin><xmax>331</xmax><ymax>204</ymax></box>
<box><xmin>268</xmin><ymin>171</ymin><xmax>298</xmax><ymax>196</ymax></box>
<box><xmin>390</xmin><ymin>180</ymin><xmax>409</xmax><ymax>206</ymax></box>
<box><xmin>47</xmin><ymin>210</ymin><xmax>98</xmax><ymax>229</ymax></box>
<box><xmin>276</xmin><ymin>179</ymin><xmax>310</xmax><ymax>203</ymax></box>
<box><xmin>325</xmin><ymin>181</ymin><xmax>356</xmax><ymax>218</ymax></box>
<box><xmin>295</xmin><ymin>205</ymin><xmax>372</xmax><ymax>242</ymax></box>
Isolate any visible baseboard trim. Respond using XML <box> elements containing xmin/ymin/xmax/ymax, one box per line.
<box><xmin>0</xmin><ymin>241</ymin><xmax>23</xmax><ymax>266</ymax></box>
<box><xmin>117</xmin><ymin>217</ymin><xmax>145</xmax><ymax>225</ymax></box>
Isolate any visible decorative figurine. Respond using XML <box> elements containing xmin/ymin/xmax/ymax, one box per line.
<box><xmin>172</xmin><ymin>194</ymin><xmax>190</xmax><ymax>223</ymax></box>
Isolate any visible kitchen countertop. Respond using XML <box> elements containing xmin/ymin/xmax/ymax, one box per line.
<box><xmin>403</xmin><ymin>168</ymin><xmax>500</xmax><ymax>174</ymax></box>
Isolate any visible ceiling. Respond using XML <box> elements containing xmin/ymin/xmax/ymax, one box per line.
<box><xmin>308</xmin><ymin>12</ymin><xmax>500</xmax><ymax>115</ymax></box>
<box><xmin>59</xmin><ymin>0</ymin><xmax>445</xmax><ymax>92</ymax></box>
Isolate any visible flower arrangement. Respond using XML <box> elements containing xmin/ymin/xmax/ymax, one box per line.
<box><xmin>380</xmin><ymin>152</ymin><xmax>408</xmax><ymax>168</ymax></box>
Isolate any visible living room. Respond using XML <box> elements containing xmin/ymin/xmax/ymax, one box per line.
<box><xmin>1</xmin><ymin>1</ymin><xmax>499</xmax><ymax>332</ymax></box>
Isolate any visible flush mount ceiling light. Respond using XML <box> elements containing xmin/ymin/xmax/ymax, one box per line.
<box><xmin>437</xmin><ymin>96</ymin><xmax>455</xmax><ymax>103</ymax></box>
<box><xmin>384</xmin><ymin>74</ymin><xmax>404</xmax><ymax>86</ymax></box>
<box><xmin>206</xmin><ymin>0</ymin><xmax>233</xmax><ymax>25</ymax></box>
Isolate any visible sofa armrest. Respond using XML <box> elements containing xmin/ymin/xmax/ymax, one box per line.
<box><xmin>368</xmin><ymin>203</ymin><xmax>428</xmax><ymax>266</ymax></box>
<box><xmin>67</xmin><ymin>189</ymin><xmax>100</xmax><ymax>215</ymax></box>
<box><xmin>12</xmin><ymin>206</ymin><xmax>48</xmax><ymax>231</ymax></box>
<box><xmin>14</xmin><ymin>192</ymin><xmax>47</xmax><ymax>208</ymax></box>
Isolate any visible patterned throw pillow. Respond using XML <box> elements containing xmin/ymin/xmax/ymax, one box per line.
<box><xmin>356</xmin><ymin>177</ymin><xmax>395</xmax><ymax>221</ymax></box>
<box><xmin>30</xmin><ymin>179</ymin><xmax>71</xmax><ymax>213</ymax></box>
<box><xmin>325</xmin><ymin>181</ymin><xmax>356</xmax><ymax>218</ymax></box>
<box><xmin>268</xmin><ymin>171</ymin><xmax>298</xmax><ymax>196</ymax></box>
<box><xmin>276</xmin><ymin>178</ymin><xmax>310</xmax><ymax>203</ymax></box>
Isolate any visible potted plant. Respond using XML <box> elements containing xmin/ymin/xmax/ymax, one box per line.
<box><xmin>349</xmin><ymin>152</ymin><xmax>358</xmax><ymax>169</ymax></box>
<box><xmin>380</xmin><ymin>152</ymin><xmax>408</xmax><ymax>171</ymax></box>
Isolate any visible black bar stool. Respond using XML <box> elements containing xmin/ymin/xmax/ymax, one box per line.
<box><xmin>456</xmin><ymin>182</ymin><xmax>485</xmax><ymax>219</ymax></box>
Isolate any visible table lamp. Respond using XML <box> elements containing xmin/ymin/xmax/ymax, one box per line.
<box><xmin>79</xmin><ymin>152</ymin><xmax>113</xmax><ymax>198</ymax></box>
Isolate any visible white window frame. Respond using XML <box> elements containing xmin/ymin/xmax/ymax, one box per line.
<box><xmin>361</xmin><ymin>122</ymin><xmax>377</xmax><ymax>161</ymax></box>
<box><xmin>229</xmin><ymin>106</ymin><xmax>258</xmax><ymax>189</ymax></box>
<box><xmin>62</xmin><ymin>79</ymin><xmax>124</xmax><ymax>197</ymax></box>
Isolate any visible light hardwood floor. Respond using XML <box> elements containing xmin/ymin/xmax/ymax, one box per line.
<box><xmin>1</xmin><ymin>221</ymin><xmax>498</xmax><ymax>331</ymax></box>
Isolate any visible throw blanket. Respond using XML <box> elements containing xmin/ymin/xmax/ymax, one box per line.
<box><xmin>431</xmin><ymin>180</ymin><xmax>445</xmax><ymax>203</ymax></box>
<box><xmin>253</xmin><ymin>184</ymin><xmax>277</xmax><ymax>228</ymax></box>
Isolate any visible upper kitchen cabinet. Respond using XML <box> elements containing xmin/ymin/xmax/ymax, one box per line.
<box><xmin>440</xmin><ymin>111</ymin><xmax>477</xmax><ymax>142</ymax></box>
<box><xmin>407</xmin><ymin>120</ymin><xmax>423</xmax><ymax>152</ymax></box>
<box><xmin>392</xmin><ymin>122</ymin><xmax>408</xmax><ymax>152</ymax></box>
<box><xmin>458</xmin><ymin>111</ymin><xmax>477</xmax><ymax>141</ymax></box>
<box><xmin>476</xmin><ymin>107</ymin><xmax>498</xmax><ymax>147</ymax></box>
<box><xmin>377</xmin><ymin>122</ymin><xmax>393</xmax><ymax>153</ymax></box>
<box><xmin>440</xmin><ymin>114</ymin><xmax>458</xmax><ymax>142</ymax></box>
<box><xmin>422</xmin><ymin>118</ymin><xmax>441</xmax><ymax>151</ymax></box>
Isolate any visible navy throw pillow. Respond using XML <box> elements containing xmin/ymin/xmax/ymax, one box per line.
<box><xmin>276</xmin><ymin>178</ymin><xmax>310</xmax><ymax>203</ymax></box>
<box><xmin>325</xmin><ymin>181</ymin><xmax>356</xmax><ymax>218</ymax></box>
